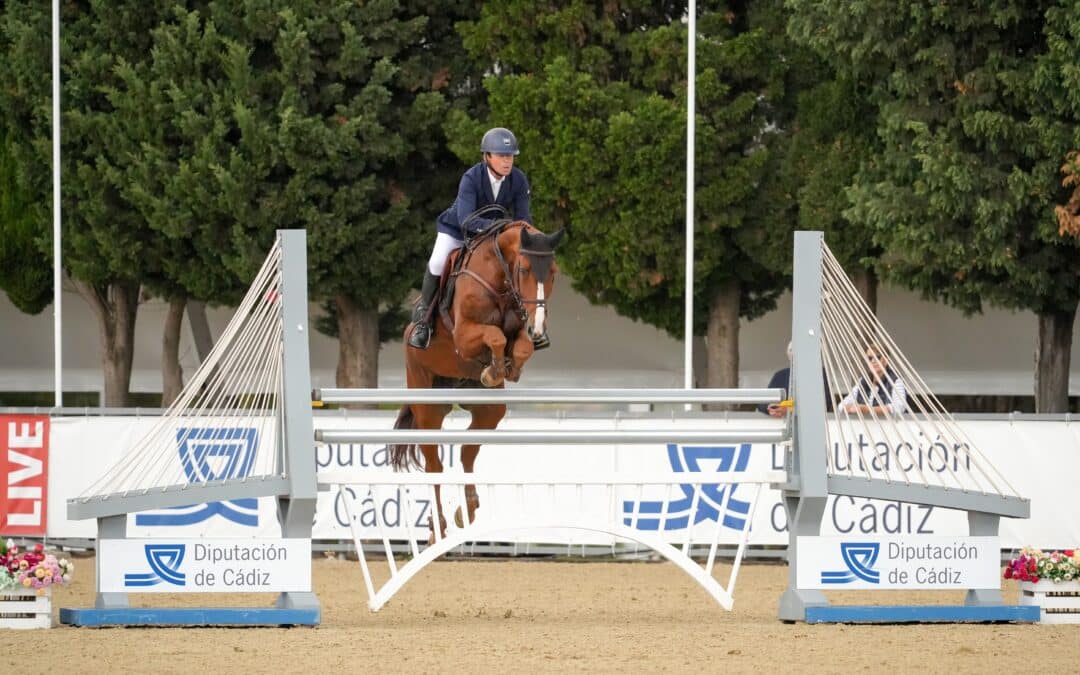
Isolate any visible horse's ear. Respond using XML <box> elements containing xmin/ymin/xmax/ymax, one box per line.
<box><xmin>546</xmin><ymin>228</ymin><xmax>566</xmax><ymax>249</ymax></box>
<box><xmin>520</xmin><ymin>227</ymin><xmax>534</xmax><ymax>250</ymax></box>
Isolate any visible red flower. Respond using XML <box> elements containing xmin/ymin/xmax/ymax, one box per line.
<box><xmin>1066</xmin><ymin>550</ymin><xmax>1075</xmax><ymax>557</ymax></box>
<box><xmin>1004</xmin><ymin>568</ymin><xmax>1012</xmax><ymax>579</ymax></box>
<box><xmin>1031</xmin><ymin>576</ymin><xmax>1040</xmax><ymax>583</ymax></box>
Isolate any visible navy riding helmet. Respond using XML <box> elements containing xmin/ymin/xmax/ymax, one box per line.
<box><xmin>480</xmin><ymin>127</ymin><xmax>520</xmax><ymax>156</ymax></box>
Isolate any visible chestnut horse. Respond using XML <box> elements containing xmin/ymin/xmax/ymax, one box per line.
<box><xmin>390</xmin><ymin>220</ymin><xmax>565</xmax><ymax>541</ymax></box>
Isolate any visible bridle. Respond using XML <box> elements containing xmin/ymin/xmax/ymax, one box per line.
<box><xmin>510</xmin><ymin>245</ymin><xmax>554</xmax><ymax>323</ymax></box>
<box><xmin>459</xmin><ymin>224</ymin><xmax>552</xmax><ymax>326</ymax></box>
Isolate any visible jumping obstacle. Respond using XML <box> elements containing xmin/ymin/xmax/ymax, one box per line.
<box><xmin>55</xmin><ymin>227</ymin><xmax>1038</xmax><ymax>626</ymax></box>
<box><xmin>778</xmin><ymin>231</ymin><xmax>1036</xmax><ymax>623</ymax></box>
<box><xmin>61</xmin><ymin>230</ymin><xmax>319</xmax><ymax>627</ymax></box>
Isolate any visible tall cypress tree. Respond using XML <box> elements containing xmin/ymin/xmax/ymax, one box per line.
<box><xmin>788</xmin><ymin>0</ymin><xmax>1080</xmax><ymax>412</ymax></box>
<box><xmin>0</xmin><ymin>0</ymin><xmax>181</xmax><ymax>406</ymax></box>
<box><xmin>120</xmin><ymin>0</ymin><xmax>480</xmax><ymax>390</ymax></box>
<box><xmin>0</xmin><ymin>4</ymin><xmax>53</xmax><ymax>318</ymax></box>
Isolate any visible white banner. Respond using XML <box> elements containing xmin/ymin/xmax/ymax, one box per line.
<box><xmin>45</xmin><ymin>413</ymin><xmax>1080</xmax><ymax>549</ymax></box>
<box><xmin>796</xmin><ymin>536</ymin><xmax>1000</xmax><ymax>589</ymax></box>
<box><xmin>98</xmin><ymin>538</ymin><xmax>311</xmax><ymax>593</ymax></box>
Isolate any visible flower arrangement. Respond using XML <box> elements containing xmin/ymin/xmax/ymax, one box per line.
<box><xmin>0</xmin><ymin>539</ymin><xmax>75</xmax><ymax>595</ymax></box>
<box><xmin>1003</xmin><ymin>547</ymin><xmax>1079</xmax><ymax>584</ymax></box>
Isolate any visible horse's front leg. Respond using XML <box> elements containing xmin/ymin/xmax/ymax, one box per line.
<box><xmin>429</xmin><ymin>483</ymin><xmax>448</xmax><ymax>544</ymax></box>
<box><xmin>420</xmin><ymin>443</ymin><xmax>447</xmax><ymax>544</ymax></box>
<box><xmin>455</xmin><ymin>322</ymin><xmax>508</xmax><ymax>388</ymax></box>
<box><xmin>453</xmin><ymin>443</ymin><xmax>481</xmax><ymax>529</ymax></box>
<box><xmin>453</xmin><ymin>404</ymin><xmax>505</xmax><ymax>528</ymax></box>
<box><xmin>505</xmin><ymin>330</ymin><xmax>535</xmax><ymax>382</ymax></box>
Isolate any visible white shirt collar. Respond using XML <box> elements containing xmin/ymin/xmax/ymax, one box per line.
<box><xmin>488</xmin><ymin>168</ymin><xmax>505</xmax><ymax>199</ymax></box>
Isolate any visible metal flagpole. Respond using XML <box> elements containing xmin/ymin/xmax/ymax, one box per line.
<box><xmin>52</xmin><ymin>0</ymin><xmax>62</xmax><ymax>407</ymax></box>
<box><xmin>684</xmin><ymin>0</ymin><xmax>696</xmax><ymax>391</ymax></box>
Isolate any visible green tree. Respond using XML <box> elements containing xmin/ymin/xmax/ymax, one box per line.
<box><xmin>0</xmin><ymin>0</ymin><xmax>180</xmax><ymax>406</ymax></box>
<box><xmin>2</xmin><ymin>0</ymin><xmax>486</xmax><ymax>406</ymax></box>
<box><xmin>788</xmin><ymin>0</ymin><xmax>1080</xmax><ymax>412</ymax></box>
<box><xmin>118</xmin><ymin>0</ymin><xmax>481</xmax><ymax>391</ymax></box>
<box><xmin>97</xmin><ymin>12</ymin><xmax>244</xmax><ymax>405</ymax></box>
<box><xmin>453</xmin><ymin>1</ymin><xmax>799</xmax><ymax>388</ymax></box>
<box><xmin>0</xmin><ymin>139</ymin><xmax>52</xmax><ymax>314</ymax></box>
<box><xmin>786</xmin><ymin>73</ymin><xmax>881</xmax><ymax>309</ymax></box>
<box><xmin>0</xmin><ymin>6</ymin><xmax>55</xmax><ymax>316</ymax></box>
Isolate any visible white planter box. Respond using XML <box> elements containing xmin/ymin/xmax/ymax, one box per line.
<box><xmin>0</xmin><ymin>588</ymin><xmax>52</xmax><ymax>629</ymax></box>
<box><xmin>1019</xmin><ymin>580</ymin><xmax>1080</xmax><ymax>625</ymax></box>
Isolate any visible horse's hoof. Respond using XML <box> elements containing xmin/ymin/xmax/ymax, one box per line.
<box><xmin>454</xmin><ymin>505</ymin><xmax>478</xmax><ymax>528</ymax></box>
<box><xmin>427</xmin><ymin>515</ymin><xmax>447</xmax><ymax>544</ymax></box>
<box><xmin>480</xmin><ymin>368</ymin><xmax>503</xmax><ymax>388</ymax></box>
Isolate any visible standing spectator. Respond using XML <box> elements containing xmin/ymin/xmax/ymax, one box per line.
<box><xmin>759</xmin><ymin>342</ymin><xmax>793</xmax><ymax>418</ymax></box>
<box><xmin>758</xmin><ymin>341</ymin><xmax>834</xmax><ymax>416</ymax></box>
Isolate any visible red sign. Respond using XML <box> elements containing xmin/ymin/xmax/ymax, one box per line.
<box><xmin>0</xmin><ymin>415</ymin><xmax>50</xmax><ymax>536</ymax></box>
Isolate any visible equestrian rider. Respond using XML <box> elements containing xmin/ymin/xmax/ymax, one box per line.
<box><xmin>408</xmin><ymin>127</ymin><xmax>535</xmax><ymax>350</ymax></box>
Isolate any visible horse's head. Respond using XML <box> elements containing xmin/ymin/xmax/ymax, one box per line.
<box><xmin>515</xmin><ymin>226</ymin><xmax>566</xmax><ymax>345</ymax></box>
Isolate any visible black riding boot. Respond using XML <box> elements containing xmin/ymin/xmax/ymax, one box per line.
<box><xmin>408</xmin><ymin>270</ymin><xmax>440</xmax><ymax>349</ymax></box>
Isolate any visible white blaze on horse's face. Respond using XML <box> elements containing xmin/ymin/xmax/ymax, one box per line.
<box><xmin>532</xmin><ymin>282</ymin><xmax>546</xmax><ymax>337</ymax></box>
<box><xmin>518</xmin><ymin>226</ymin><xmax>565</xmax><ymax>344</ymax></box>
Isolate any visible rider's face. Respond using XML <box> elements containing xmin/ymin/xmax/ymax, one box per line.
<box><xmin>486</xmin><ymin>153</ymin><xmax>515</xmax><ymax>177</ymax></box>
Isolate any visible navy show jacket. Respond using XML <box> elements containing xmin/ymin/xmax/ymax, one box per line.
<box><xmin>435</xmin><ymin>162</ymin><xmax>532</xmax><ymax>238</ymax></box>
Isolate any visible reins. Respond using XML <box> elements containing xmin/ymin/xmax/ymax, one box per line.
<box><xmin>456</xmin><ymin>221</ymin><xmax>551</xmax><ymax>324</ymax></box>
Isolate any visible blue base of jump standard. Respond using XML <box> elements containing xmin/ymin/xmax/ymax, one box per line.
<box><xmin>59</xmin><ymin>607</ymin><xmax>320</xmax><ymax>627</ymax></box>
<box><xmin>804</xmin><ymin>605</ymin><xmax>1040</xmax><ymax>624</ymax></box>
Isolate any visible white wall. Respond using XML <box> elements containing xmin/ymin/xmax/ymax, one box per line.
<box><xmin>0</xmin><ymin>279</ymin><xmax>1075</xmax><ymax>400</ymax></box>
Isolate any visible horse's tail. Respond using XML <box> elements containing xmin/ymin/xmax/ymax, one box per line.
<box><xmin>389</xmin><ymin>405</ymin><xmax>419</xmax><ymax>471</ymax></box>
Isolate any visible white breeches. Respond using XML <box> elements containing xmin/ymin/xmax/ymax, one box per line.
<box><xmin>427</xmin><ymin>232</ymin><xmax>464</xmax><ymax>275</ymax></box>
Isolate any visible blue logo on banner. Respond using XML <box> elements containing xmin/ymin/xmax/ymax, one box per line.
<box><xmin>124</xmin><ymin>544</ymin><xmax>187</xmax><ymax>587</ymax></box>
<box><xmin>821</xmin><ymin>542</ymin><xmax>881</xmax><ymax>584</ymax></box>
<box><xmin>622</xmin><ymin>443</ymin><xmax>751</xmax><ymax>531</ymax></box>
<box><xmin>134</xmin><ymin>427</ymin><xmax>259</xmax><ymax>527</ymax></box>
